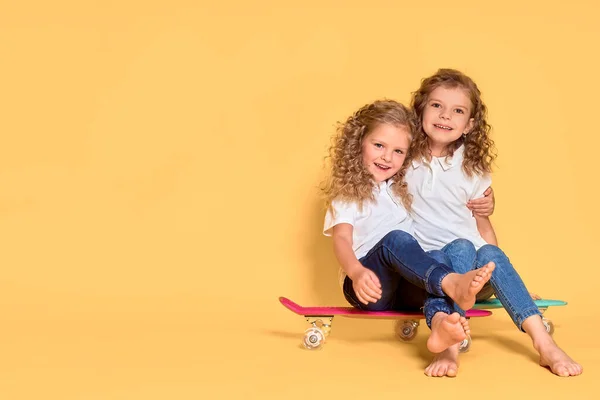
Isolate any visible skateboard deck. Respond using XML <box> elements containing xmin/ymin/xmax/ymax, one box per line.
<box><xmin>473</xmin><ymin>298</ymin><xmax>567</xmax><ymax>309</ymax></box>
<box><xmin>280</xmin><ymin>296</ymin><xmax>492</xmax><ymax>318</ymax></box>
<box><xmin>473</xmin><ymin>298</ymin><xmax>566</xmax><ymax>335</ymax></box>
<box><xmin>280</xmin><ymin>296</ymin><xmax>492</xmax><ymax>350</ymax></box>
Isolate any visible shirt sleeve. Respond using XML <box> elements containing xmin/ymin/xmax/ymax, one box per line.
<box><xmin>323</xmin><ymin>199</ymin><xmax>358</xmax><ymax>237</ymax></box>
<box><xmin>470</xmin><ymin>173</ymin><xmax>492</xmax><ymax>200</ymax></box>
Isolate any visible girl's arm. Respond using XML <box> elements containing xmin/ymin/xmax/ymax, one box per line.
<box><xmin>467</xmin><ymin>186</ymin><xmax>495</xmax><ymax>217</ymax></box>
<box><xmin>474</xmin><ymin>214</ymin><xmax>498</xmax><ymax>246</ymax></box>
<box><xmin>332</xmin><ymin>223</ymin><xmax>382</xmax><ymax>305</ymax></box>
<box><xmin>332</xmin><ymin>223</ymin><xmax>363</xmax><ymax>279</ymax></box>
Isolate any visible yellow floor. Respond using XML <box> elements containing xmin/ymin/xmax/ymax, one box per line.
<box><xmin>2</xmin><ymin>297</ymin><xmax>596</xmax><ymax>399</ymax></box>
<box><xmin>2</xmin><ymin>2</ymin><xmax>599</xmax><ymax>398</ymax></box>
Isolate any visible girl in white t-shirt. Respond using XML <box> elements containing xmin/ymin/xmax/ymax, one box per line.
<box><xmin>322</xmin><ymin>99</ymin><xmax>495</xmax><ymax>362</ymax></box>
<box><xmin>407</xmin><ymin>68</ymin><xmax>581</xmax><ymax>377</ymax></box>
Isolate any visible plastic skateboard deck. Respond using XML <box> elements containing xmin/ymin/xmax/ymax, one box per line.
<box><xmin>473</xmin><ymin>298</ymin><xmax>566</xmax><ymax>335</ymax></box>
<box><xmin>473</xmin><ymin>298</ymin><xmax>567</xmax><ymax>309</ymax></box>
<box><xmin>280</xmin><ymin>296</ymin><xmax>492</xmax><ymax>318</ymax></box>
<box><xmin>280</xmin><ymin>296</ymin><xmax>492</xmax><ymax>350</ymax></box>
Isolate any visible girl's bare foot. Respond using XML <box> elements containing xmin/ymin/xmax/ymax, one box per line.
<box><xmin>427</xmin><ymin>312</ymin><xmax>470</xmax><ymax>353</ymax></box>
<box><xmin>522</xmin><ymin>315</ymin><xmax>582</xmax><ymax>377</ymax></box>
<box><xmin>424</xmin><ymin>343</ymin><xmax>460</xmax><ymax>377</ymax></box>
<box><xmin>538</xmin><ymin>341</ymin><xmax>583</xmax><ymax>377</ymax></box>
<box><xmin>441</xmin><ymin>262</ymin><xmax>496</xmax><ymax>310</ymax></box>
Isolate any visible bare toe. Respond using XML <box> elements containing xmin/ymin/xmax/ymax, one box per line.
<box><xmin>447</xmin><ymin>312</ymin><xmax>460</xmax><ymax>324</ymax></box>
<box><xmin>538</xmin><ymin>341</ymin><xmax>582</xmax><ymax>377</ymax></box>
<box><xmin>424</xmin><ymin>347</ymin><xmax>460</xmax><ymax>378</ymax></box>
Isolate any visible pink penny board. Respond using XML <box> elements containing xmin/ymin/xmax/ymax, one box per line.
<box><xmin>280</xmin><ymin>297</ymin><xmax>492</xmax><ymax>318</ymax></box>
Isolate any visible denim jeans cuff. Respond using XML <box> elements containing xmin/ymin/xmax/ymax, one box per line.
<box><xmin>516</xmin><ymin>308</ymin><xmax>542</xmax><ymax>332</ymax></box>
<box><xmin>424</xmin><ymin>301</ymin><xmax>452</xmax><ymax>329</ymax></box>
<box><xmin>425</xmin><ymin>263</ymin><xmax>452</xmax><ymax>297</ymax></box>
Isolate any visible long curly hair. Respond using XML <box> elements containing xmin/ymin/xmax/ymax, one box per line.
<box><xmin>322</xmin><ymin>100</ymin><xmax>416</xmax><ymax>212</ymax></box>
<box><xmin>410</xmin><ymin>69</ymin><xmax>496</xmax><ymax>177</ymax></box>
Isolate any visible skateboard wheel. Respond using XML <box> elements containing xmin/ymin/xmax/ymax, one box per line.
<box><xmin>542</xmin><ymin>318</ymin><xmax>555</xmax><ymax>335</ymax></box>
<box><xmin>321</xmin><ymin>323</ymin><xmax>332</xmax><ymax>337</ymax></box>
<box><xmin>395</xmin><ymin>320</ymin><xmax>418</xmax><ymax>341</ymax></box>
<box><xmin>303</xmin><ymin>327</ymin><xmax>325</xmax><ymax>350</ymax></box>
<box><xmin>458</xmin><ymin>336</ymin><xmax>471</xmax><ymax>353</ymax></box>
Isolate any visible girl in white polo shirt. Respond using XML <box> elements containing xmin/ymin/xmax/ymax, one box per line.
<box><xmin>407</xmin><ymin>68</ymin><xmax>582</xmax><ymax>377</ymax></box>
<box><xmin>322</xmin><ymin>99</ymin><xmax>495</xmax><ymax>366</ymax></box>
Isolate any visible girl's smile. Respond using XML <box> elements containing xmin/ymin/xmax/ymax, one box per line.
<box><xmin>433</xmin><ymin>123</ymin><xmax>453</xmax><ymax>131</ymax></box>
<box><xmin>422</xmin><ymin>86</ymin><xmax>474</xmax><ymax>156</ymax></box>
<box><xmin>361</xmin><ymin>123</ymin><xmax>410</xmax><ymax>182</ymax></box>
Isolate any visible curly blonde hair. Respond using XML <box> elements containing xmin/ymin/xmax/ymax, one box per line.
<box><xmin>410</xmin><ymin>69</ymin><xmax>497</xmax><ymax>177</ymax></box>
<box><xmin>322</xmin><ymin>99</ymin><xmax>415</xmax><ymax>212</ymax></box>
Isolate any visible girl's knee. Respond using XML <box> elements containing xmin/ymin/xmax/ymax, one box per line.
<box><xmin>383</xmin><ymin>230</ymin><xmax>416</xmax><ymax>246</ymax></box>
<box><xmin>478</xmin><ymin>244</ymin><xmax>508</xmax><ymax>264</ymax></box>
<box><xmin>449</xmin><ymin>238</ymin><xmax>476</xmax><ymax>251</ymax></box>
<box><xmin>479</xmin><ymin>244</ymin><xmax>502</xmax><ymax>256</ymax></box>
<box><xmin>428</xmin><ymin>250</ymin><xmax>451</xmax><ymax>266</ymax></box>
<box><xmin>445</xmin><ymin>239</ymin><xmax>476</xmax><ymax>257</ymax></box>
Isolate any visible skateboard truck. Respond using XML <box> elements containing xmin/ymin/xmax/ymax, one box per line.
<box><xmin>539</xmin><ymin>308</ymin><xmax>554</xmax><ymax>335</ymax></box>
<box><xmin>303</xmin><ymin>316</ymin><xmax>333</xmax><ymax>349</ymax></box>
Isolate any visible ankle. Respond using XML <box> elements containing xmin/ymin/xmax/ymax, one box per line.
<box><xmin>533</xmin><ymin>335</ymin><xmax>555</xmax><ymax>352</ymax></box>
<box><xmin>523</xmin><ymin>315</ymin><xmax>552</xmax><ymax>347</ymax></box>
<box><xmin>440</xmin><ymin>273</ymin><xmax>456</xmax><ymax>294</ymax></box>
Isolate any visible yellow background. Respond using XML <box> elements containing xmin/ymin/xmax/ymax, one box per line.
<box><xmin>1</xmin><ymin>1</ymin><xmax>599</xmax><ymax>398</ymax></box>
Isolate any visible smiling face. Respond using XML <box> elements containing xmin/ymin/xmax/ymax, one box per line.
<box><xmin>422</xmin><ymin>85</ymin><xmax>474</xmax><ymax>155</ymax></box>
<box><xmin>361</xmin><ymin>123</ymin><xmax>411</xmax><ymax>182</ymax></box>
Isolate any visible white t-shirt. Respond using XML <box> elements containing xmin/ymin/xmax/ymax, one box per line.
<box><xmin>323</xmin><ymin>180</ymin><xmax>414</xmax><ymax>286</ymax></box>
<box><xmin>405</xmin><ymin>145</ymin><xmax>491</xmax><ymax>252</ymax></box>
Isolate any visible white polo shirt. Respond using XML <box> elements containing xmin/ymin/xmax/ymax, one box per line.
<box><xmin>405</xmin><ymin>145</ymin><xmax>491</xmax><ymax>252</ymax></box>
<box><xmin>323</xmin><ymin>180</ymin><xmax>414</xmax><ymax>286</ymax></box>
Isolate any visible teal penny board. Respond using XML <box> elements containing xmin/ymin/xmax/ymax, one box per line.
<box><xmin>473</xmin><ymin>298</ymin><xmax>566</xmax><ymax>335</ymax></box>
<box><xmin>473</xmin><ymin>299</ymin><xmax>567</xmax><ymax>310</ymax></box>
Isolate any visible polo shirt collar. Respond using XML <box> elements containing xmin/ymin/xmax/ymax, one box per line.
<box><xmin>377</xmin><ymin>179</ymin><xmax>394</xmax><ymax>189</ymax></box>
<box><xmin>411</xmin><ymin>144</ymin><xmax>464</xmax><ymax>171</ymax></box>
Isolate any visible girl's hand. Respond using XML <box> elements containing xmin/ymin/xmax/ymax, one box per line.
<box><xmin>467</xmin><ymin>186</ymin><xmax>495</xmax><ymax>217</ymax></box>
<box><xmin>530</xmin><ymin>292</ymin><xmax>541</xmax><ymax>300</ymax></box>
<box><xmin>351</xmin><ymin>267</ymin><xmax>382</xmax><ymax>305</ymax></box>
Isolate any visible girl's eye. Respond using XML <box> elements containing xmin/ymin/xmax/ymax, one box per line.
<box><xmin>395</xmin><ymin>150</ymin><xmax>404</xmax><ymax>154</ymax></box>
<box><xmin>431</xmin><ymin>103</ymin><xmax>441</xmax><ymax>108</ymax></box>
<box><xmin>454</xmin><ymin>109</ymin><xmax>464</xmax><ymax>114</ymax></box>
<box><xmin>374</xmin><ymin>143</ymin><xmax>383</xmax><ymax>148</ymax></box>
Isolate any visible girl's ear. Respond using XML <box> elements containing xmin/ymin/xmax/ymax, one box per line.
<box><xmin>464</xmin><ymin>118</ymin><xmax>475</xmax><ymax>135</ymax></box>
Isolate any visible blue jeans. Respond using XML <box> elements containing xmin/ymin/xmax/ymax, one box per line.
<box><xmin>342</xmin><ymin>230</ymin><xmax>457</xmax><ymax>328</ymax></box>
<box><xmin>426</xmin><ymin>239</ymin><xmax>482</xmax><ymax>322</ymax></box>
<box><xmin>440</xmin><ymin>241</ymin><xmax>541</xmax><ymax>332</ymax></box>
